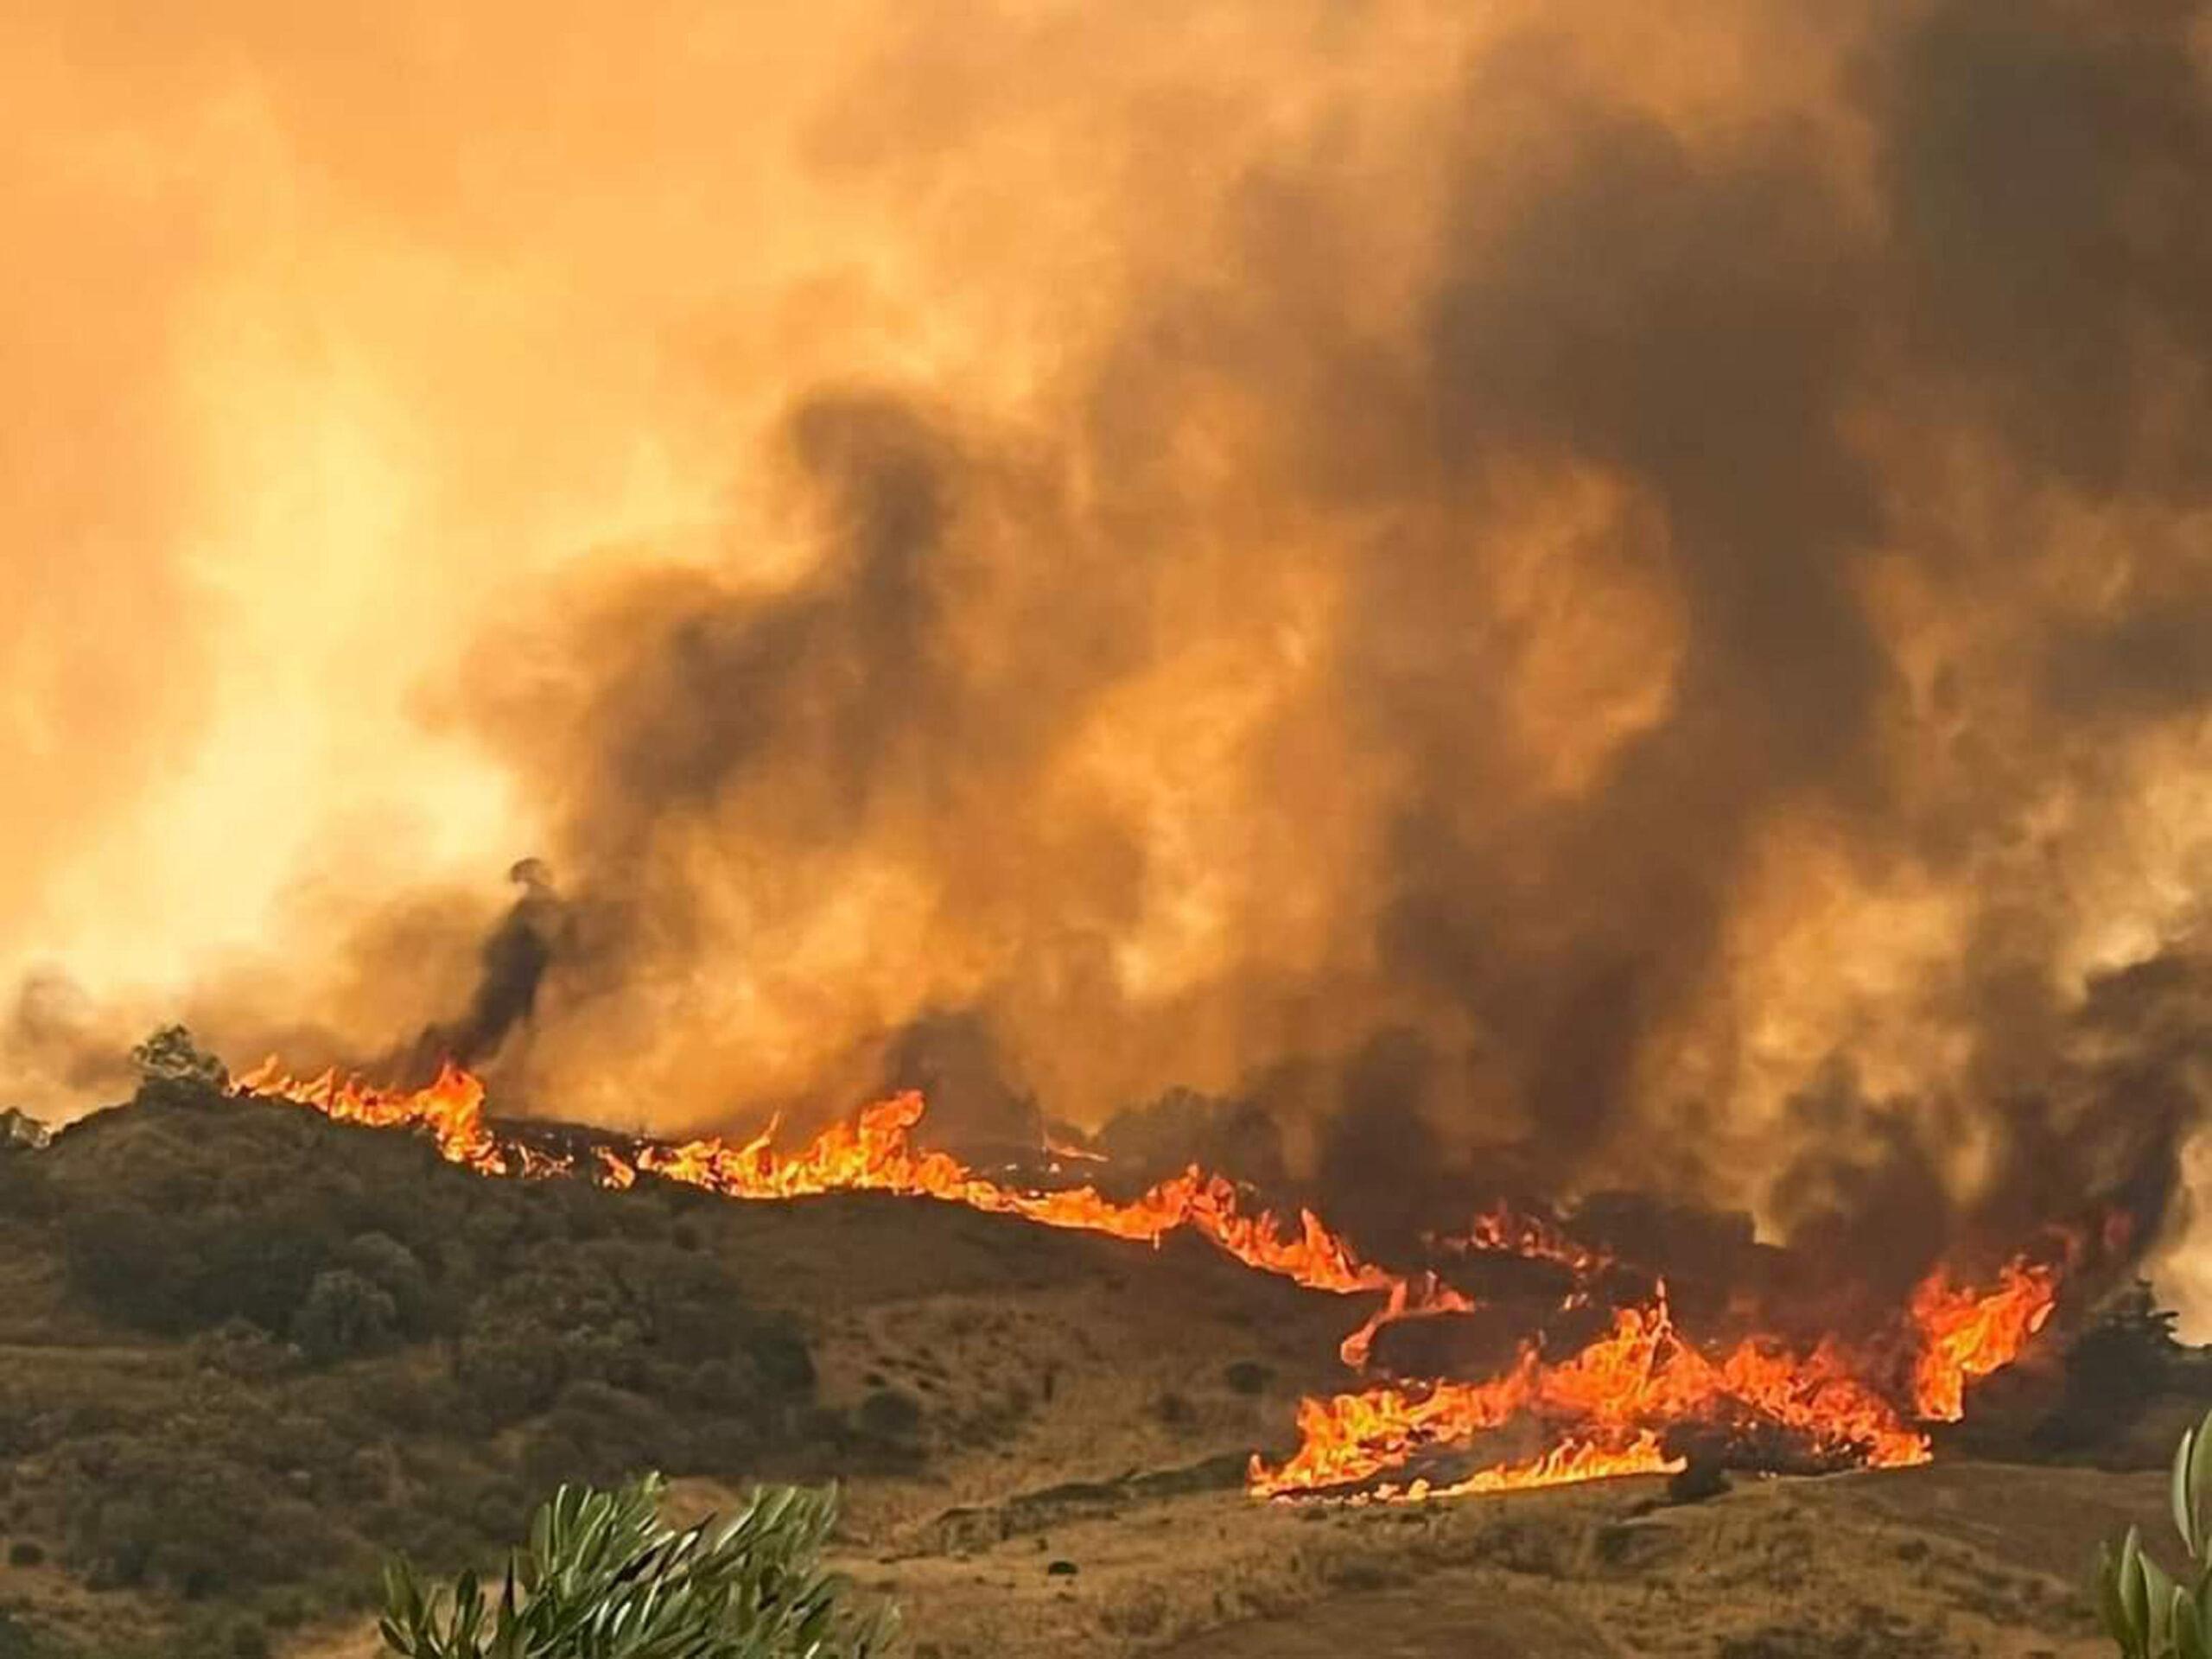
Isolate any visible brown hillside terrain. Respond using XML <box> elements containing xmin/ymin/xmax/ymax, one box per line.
<box><xmin>0</xmin><ymin>1089</ymin><xmax>2195</xmax><ymax>1657</ymax></box>
<box><xmin>289</xmin><ymin>1461</ymin><xmax>2173</xmax><ymax>1657</ymax></box>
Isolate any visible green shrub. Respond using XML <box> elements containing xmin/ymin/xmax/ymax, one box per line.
<box><xmin>1222</xmin><ymin>1359</ymin><xmax>1272</xmax><ymax>1395</ymax></box>
<box><xmin>378</xmin><ymin>1471</ymin><xmax>894</xmax><ymax>1658</ymax></box>
<box><xmin>130</xmin><ymin>1025</ymin><xmax>230</xmax><ymax>1093</ymax></box>
<box><xmin>9</xmin><ymin>1082</ymin><xmax>847</xmax><ymax>1647</ymax></box>
<box><xmin>292</xmin><ymin>1269</ymin><xmax>398</xmax><ymax>1364</ymax></box>
<box><xmin>2095</xmin><ymin>1402</ymin><xmax>2212</xmax><ymax>1656</ymax></box>
<box><xmin>56</xmin><ymin>1430</ymin><xmax>344</xmax><ymax>1596</ymax></box>
<box><xmin>2040</xmin><ymin>1282</ymin><xmax>2185</xmax><ymax>1454</ymax></box>
<box><xmin>856</xmin><ymin>1389</ymin><xmax>923</xmax><ymax>1443</ymax></box>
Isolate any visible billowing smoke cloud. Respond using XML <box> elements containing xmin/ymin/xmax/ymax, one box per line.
<box><xmin>6</xmin><ymin>1</ymin><xmax>2212</xmax><ymax>1315</ymax></box>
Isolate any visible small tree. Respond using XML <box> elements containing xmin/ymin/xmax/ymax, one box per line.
<box><xmin>2038</xmin><ymin>1281</ymin><xmax>2185</xmax><ymax>1456</ymax></box>
<box><xmin>378</xmin><ymin>1472</ymin><xmax>894</xmax><ymax>1659</ymax></box>
<box><xmin>291</xmin><ymin>1268</ymin><xmax>397</xmax><ymax>1364</ymax></box>
<box><xmin>130</xmin><ymin>1025</ymin><xmax>229</xmax><ymax>1092</ymax></box>
<box><xmin>2096</xmin><ymin>1403</ymin><xmax>2212</xmax><ymax>1656</ymax></box>
<box><xmin>0</xmin><ymin>1107</ymin><xmax>49</xmax><ymax>1151</ymax></box>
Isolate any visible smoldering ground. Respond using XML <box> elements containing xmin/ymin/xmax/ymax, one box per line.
<box><xmin>5</xmin><ymin>1</ymin><xmax>2212</xmax><ymax>1313</ymax></box>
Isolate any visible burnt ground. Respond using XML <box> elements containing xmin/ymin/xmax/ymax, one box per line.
<box><xmin>0</xmin><ymin>1089</ymin><xmax>2196</xmax><ymax>1657</ymax></box>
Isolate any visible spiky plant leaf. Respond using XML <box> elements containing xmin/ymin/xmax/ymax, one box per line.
<box><xmin>2146</xmin><ymin>1552</ymin><xmax>2179</xmax><ymax>1652</ymax></box>
<box><xmin>2190</xmin><ymin>1405</ymin><xmax>2212</xmax><ymax>1568</ymax></box>
<box><xmin>2122</xmin><ymin>1527</ymin><xmax>2152</xmax><ymax>1643</ymax></box>
<box><xmin>2096</xmin><ymin>1404</ymin><xmax>2212</xmax><ymax>1658</ymax></box>
<box><xmin>377</xmin><ymin>1473</ymin><xmax>892</xmax><ymax>1659</ymax></box>
<box><xmin>2176</xmin><ymin>1586</ymin><xmax>2206</xmax><ymax>1659</ymax></box>
<box><xmin>2178</xmin><ymin>1422</ymin><xmax>2202</xmax><ymax>1560</ymax></box>
<box><xmin>2100</xmin><ymin>1541</ymin><xmax>2135</xmax><ymax>1651</ymax></box>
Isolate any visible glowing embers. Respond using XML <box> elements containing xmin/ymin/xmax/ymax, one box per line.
<box><xmin>232</xmin><ymin>1060</ymin><xmax>2062</xmax><ymax>1506</ymax></box>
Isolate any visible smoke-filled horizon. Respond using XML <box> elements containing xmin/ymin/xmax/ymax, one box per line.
<box><xmin>6</xmin><ymin>3</ymin><xmax>2212</xmax><ymax>1317</ymax></box>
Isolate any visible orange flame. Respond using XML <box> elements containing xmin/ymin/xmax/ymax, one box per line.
<box><xmin>1442</xmin><ymin>1204</ymin><xmax>1610</xmax><ymax>1276</ymax></box>
<box><xmin>232</xmin><ymin>1059</ymin><xmax>2063</xmax><ymax>1503</ymax></box>
<box><xmin>1908</xmin><ymin>1258</ymin><xmax>2061</xmax><ymax>1421</ymax></box>
<box><xmin>1339</xmin><ymin>1433</ymin><xmax>1685</xmax><ymax>1505</ymax></box>
<box><xmin>1040</xmin><ymin>1129</ymin><xmax>1109</xmax><ymax>1166</ymax></box>
<box><xmin>238</xmin><ymin>1061</ymin><xmax>1415</xmax><ymax>1306</ymax></box>
<box><xmin>236</xmin><ymin>1058</ymin><xmax>515</xmax><ymax>1175</ymax></box>
<box><xmin>1247</xmin><ymin>1288</ymin><xmax>1937</xmax><ymax>1499</ymax></box>
<box><xmin>1335</xmin><ymin>1271</ymin><xmax>1482</xmax><ymax>1371</ymax></box>
<box><xmin>625</xmin><ymin>1091</ymin><xmax>1397</xmax><ymax>1298</ymax></box>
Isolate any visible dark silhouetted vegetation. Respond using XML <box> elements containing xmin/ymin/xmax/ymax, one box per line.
<box><xmin>2037</xmin><ymin>1281</ymin><xmax>2189</xmax><ymax>1458</ymax></box>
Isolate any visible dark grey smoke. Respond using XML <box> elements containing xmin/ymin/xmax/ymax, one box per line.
<box><xmin>880</xmin><ymin>1007</ymin><xmax>1039</xmax><ymax>1152</ymax></box>
<box><xmin>1880</xmin><ymin>0</ymin><xmax>2212</xmax><ymax>498</ymax></box>
<box><xmin>394</xmin><ymin>0</ymin><xmax>2212</xmax><ymax>1295</ymax></box>
<box><xmin>1099</xmin><ymin>1086</ymin><xmax>1289</xmax><ymax>1192</ymax></box>
<box><xmin>405</xmin><ymin>859</ymin><xmax>565</xmax><ymax>1077</ymax></box>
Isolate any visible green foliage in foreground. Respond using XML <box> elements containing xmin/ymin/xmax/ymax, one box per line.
<box><xmin>378</xmin><ymin>1473</ymin><xmax>894</xmax><ymax>1659</ymax></box>
<box><xmin>2097</xmin><ymin>1403</ymin><xmax>2212</xmax><ymax>1656</ymax></box>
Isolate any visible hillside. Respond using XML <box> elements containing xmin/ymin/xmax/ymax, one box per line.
<box><xmin>0</xmin><ymin>1081</ymin><xmax>2196</xmax><ymax>1657</ymax></box>
<box><xmin>0</xmin><ymin>1080</ymin><xmax>1349</xmax><ymax>1657</ymax></box>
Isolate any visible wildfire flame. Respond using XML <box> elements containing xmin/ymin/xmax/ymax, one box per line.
<box><xmin>235</xmin><ymin>1058</ymin><xmax>1409</xmax><ymax>1297</ymax></box>
<box><xmin>1247</xmin><ymin>1290</ymin><xmax>1936</xmax><ymax>1499</ymax></box>
<box><xmin>232</xmin><ymin>1058</ymin><xmax>2063</xmax><ymax>1503</ymax></box>
<box><xmin>1909</xmin><ymin>1259</ymin><xmax>2061</xmax><ymax>1422</ymax></box>
<box><xmin>235</xmin><ymin>1060</ymin><xmax>514</xmax><ymax>1174</ymax></box>
<box><xmin>1443</xmin><ymin>1205</ymin><xmax>1611</xmax><ymax>1275</ymax></box>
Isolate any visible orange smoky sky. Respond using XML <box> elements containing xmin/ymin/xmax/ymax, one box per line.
<box><xmin>5</xmin><ymin>3</ymin><xmax>2212</xmax><ymax>1316</ymax></box>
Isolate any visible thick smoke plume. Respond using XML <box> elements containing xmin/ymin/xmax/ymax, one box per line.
<box><xmin>5</xmin><ymin>2</ymin><xmax>2212</xmax><ymax>1315</ymax></box>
